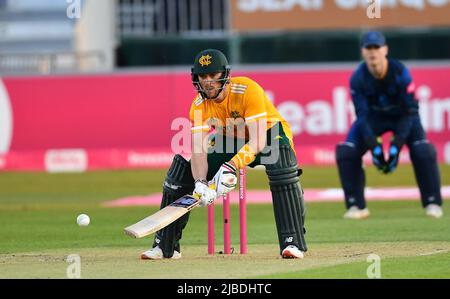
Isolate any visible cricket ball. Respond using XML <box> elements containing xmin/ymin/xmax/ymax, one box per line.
<box><xmin>77</xmin><ymin>214</ymin><xmax>90</xmax><ymax>227</ymax></box>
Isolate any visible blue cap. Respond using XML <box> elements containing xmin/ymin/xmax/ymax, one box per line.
<box><xmin>361</xmin><ymin>31</ymin><xmax>386</xmax><ymax>48</ymax></box>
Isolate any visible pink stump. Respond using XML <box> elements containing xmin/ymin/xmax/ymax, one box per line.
<box><xmin>223</xmin><ymin>193</ymin><xmax>231</xmax><ymax>254</ymax></box>
<box><xmin>207</xmin><ymin>203</ymin><xmax>215</xmax><ymax>255</ymax></box>
<box><xmin>207</xmin><ymin>167</ymin><xmax>248</xmax><ymax>255</ymax></box>
<box><xmin>239</xmin><ymin>168</ymin><xmax>248</xmax><ymax>254</ymax></box>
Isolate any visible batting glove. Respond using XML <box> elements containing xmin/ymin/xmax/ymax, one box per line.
<box><xmin>213</xmin><ymin>162</ymin><xmax>238</xmax><ymax>197</ymax></box>
<box><xmin>194</xmin><ymin>180</ymin><xmax>217</xmax><ymax>207</ymax></box>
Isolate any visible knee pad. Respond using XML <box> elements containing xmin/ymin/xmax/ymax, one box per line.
<box><xmin>164</xmin><ymin>154</ymin><xmax>194</xmax><ymax>195</ymax></box>
<box><xmin>336</xmin><ymin>142</ymin><xmax>359</xmax><ymax>162</ymax></box>
<box><xmin>265</xmin><ymin>144</ymin><xmax>301</xmax><ymax>185</ymax></box>
<box><xmin>409</xmin><ymin>141</ymin><xmax>436</xmax><ymax>161</ymax></box>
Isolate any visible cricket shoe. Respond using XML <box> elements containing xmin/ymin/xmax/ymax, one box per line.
<box><xmin>281</xmin><ymin>245</ymin><xmax>304</xmax><ymax>259</ymax></box>
<box><xmin>425</xmin><ymin>204</ymin><xmax>443</xmax><ymax>219</ymax></box>
<box><xmin>140</xmin><ymin>246</ymin><xmax>182</xmax><ymax>260</ymax></box>
<box><xmin>343</xmin><ymin>206</ymin><xmax>370</xmax><ymax>219</ymax></box>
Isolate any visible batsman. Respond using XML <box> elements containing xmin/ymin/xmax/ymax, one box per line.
<box><xmin>336</xmin><ymin>31</ymin><xmax>443</xmax><ymax>219</ymax></box>
<box><xmin>140</xmin><ymin>49</ymin><xmax>307</xmax><ymax>259</ymax></box>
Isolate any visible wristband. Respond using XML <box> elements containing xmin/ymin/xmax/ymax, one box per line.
<box><xmin>194</xmin><ymin>178</ymin><xmax>208</xmax><ymax>186</ymax></box>
<box><xmin>230</xmin><ymin>144</ymin><xmax>257</xmax><ymax>169</ymax></box>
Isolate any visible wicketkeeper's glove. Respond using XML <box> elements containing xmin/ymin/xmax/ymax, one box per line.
<box><xmin>371</xmin><ymin>138</ymin><xmax>387</xmax><ymax>172</ymax></box>
<box><xmin>383</xmin><ymin>138</ymin><xmax>402</xmax><ymax>174</ymax></box>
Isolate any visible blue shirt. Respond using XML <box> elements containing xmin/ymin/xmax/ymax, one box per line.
<box><xmin>350</xmin><ymin>59</ymin><xmax>418</xmax><ymax>147</ymax></box>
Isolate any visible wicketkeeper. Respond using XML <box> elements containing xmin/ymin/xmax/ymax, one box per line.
<box><xmin>336</xmin><ymin>31</ymin><xmax>443</xmax><ymax>219</ymax></box>
<box><xmin>141</xmin><ymin>49</ymin><xmax>307</xmax><ymax>259</ymax></box>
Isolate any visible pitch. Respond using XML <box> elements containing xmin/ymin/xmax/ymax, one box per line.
<box><xmin>0</xmin><ymin>165</ymin><xmax>449</xmax><ymax>278</ymax></box>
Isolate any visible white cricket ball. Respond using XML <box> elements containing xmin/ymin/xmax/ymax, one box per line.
<box><xmin>77</xmin><ymin>214</ymin><xmax>90</xmax><ymax>227</ymax></box>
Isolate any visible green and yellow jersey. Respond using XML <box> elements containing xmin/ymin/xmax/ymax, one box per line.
<box><xmin>189</xmin><ymin>76</ymin><xmax>294</xmax><ymax>146</ymax></box>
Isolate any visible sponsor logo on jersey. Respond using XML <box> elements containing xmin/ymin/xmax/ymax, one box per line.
<box><xmin>231</xmin><ymin>111</ymin><xmax>242</xmax><ymax>119</ymax></box>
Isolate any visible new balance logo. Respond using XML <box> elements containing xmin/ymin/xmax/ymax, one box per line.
<box><xmin>164</xmin><ymin>181</ymin><xmax>182</xmax><ymax>190</ymax></box>
<box><xmin>285</xmin><ymin>237</ymin><xmax>293</xmax><ymax>243</ymax></box>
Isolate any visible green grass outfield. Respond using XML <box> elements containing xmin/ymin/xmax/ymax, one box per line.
<box><xmin>0</xmin><ymin>165</ymin><xmax>449</xmax><ymax>279</ymax></box>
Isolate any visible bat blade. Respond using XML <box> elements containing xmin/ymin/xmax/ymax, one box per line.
<box><xmin>124</xmin><ymin>195</ymin><xmax>200</xmax><ymax>238</ymax></box>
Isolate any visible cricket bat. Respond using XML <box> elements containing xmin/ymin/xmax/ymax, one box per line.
<box><xmin>124</xmin><ymin>195</ymin><xmax>200</xmax><ymax>238</ymax></box>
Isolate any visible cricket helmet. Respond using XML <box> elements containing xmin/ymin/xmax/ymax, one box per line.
<box><xmin>191</xmin><ymin>49</ymin><xmax>231</xmax><ymax>100</ymax></box>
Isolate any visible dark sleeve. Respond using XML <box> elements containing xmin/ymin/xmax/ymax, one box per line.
<box><xmin>394</xmin><ymin>66</ymin><xmax>418</xmax><ymax>146</ymax></box>
<box><xmin>350</xmin><ymin>74</ymin><xmax>378</xmax><ymax>149</ymax></box>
